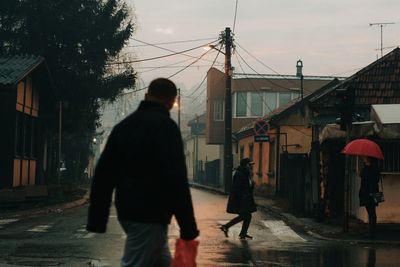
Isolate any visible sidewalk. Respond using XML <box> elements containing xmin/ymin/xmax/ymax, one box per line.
<box><xmin>190</xmin><ymin>183</ymin><xmax>400</xmax><ymax>246</ymax></box>
<box><xmin>0</xmin><ymin>185</ymin><xmax>90</xmax><ymax>219</ymax></box>
<box><xmin>255</xmin><ymin>196</ymin><xmax>400</xmax><ymax>246</ymax></box>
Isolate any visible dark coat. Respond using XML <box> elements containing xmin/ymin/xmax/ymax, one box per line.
<box><xmin>226</xmin><ymin>166</ymin><xmax>257</xmax><ymax>214</ymax></box>
<box><xmin>86</xmin><ymin>101</ymin><xmax>199</xmax><ymax>240</ymax></box>
<box><xmin>359</xmin><ymin>163</ymin><xmax>380</xmax><ymax>207</ymax></box>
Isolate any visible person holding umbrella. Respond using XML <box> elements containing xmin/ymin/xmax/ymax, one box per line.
<box><xmin>342</xmin><ymin>138</ymin><xmax>384</xmax><ymax>238</ymax></box>
<box><xmin>359</xmin><ymin>156</ymin><xmax>381</xmax><ymax>238</ymax></box>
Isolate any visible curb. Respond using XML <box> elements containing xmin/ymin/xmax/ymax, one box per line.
<box><xmin>0</xmin><ymin>193</ymin><xmax>89</xmax><ymax>220</ymax></box>
<box><xmin>190</xmin><ymin>182</ymin><xmax>226</xmax><ymax>195</ymax></box>
<box><xmin>257</xmin><ymin>201</ymin><xmax>400</xmax><ymax>246</ymax></box>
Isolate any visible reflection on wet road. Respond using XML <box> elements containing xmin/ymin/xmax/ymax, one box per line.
<box><xmin>0</xmin><ymin>188</ymin><xmax>399</xmax><ymax>266</ymax></box>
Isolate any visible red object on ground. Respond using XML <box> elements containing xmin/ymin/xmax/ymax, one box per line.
<box><xmin>170</xmin><ymin>238</ymin><xmax>199</xmax><ymax>267</ymax></box>
<box><xmin>341</xmin><ymin>139</ymin><xmax>384</xmax><ymax>159</ymax></box>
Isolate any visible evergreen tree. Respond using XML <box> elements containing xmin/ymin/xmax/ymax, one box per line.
<box><xmin>0</xmin><ymin>0</ymin><xmax>136</xmax><ymax>182</ymax></box>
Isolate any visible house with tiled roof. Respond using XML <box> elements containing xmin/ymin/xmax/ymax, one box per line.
<box><xmin>234</xmin><ymin>79</ymin><xmax>341</xmax><ymax>215</ymax></box>
<box><xmin>308</xmin><ymin>48</ymin><xmax>400</xmax><ymax>224</ymax></box>
<box><xmin>0</xmin><ymin>55</ymin><xmax>58</xmax><ymax>197</ymax></box>
<box><xmin>205</xmin><ymin>65</ymin><xmax>346</xmax><ymax>193</ymax></box>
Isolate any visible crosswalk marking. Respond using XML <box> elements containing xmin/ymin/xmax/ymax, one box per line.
<box><xmin>261</xmin><ymin>220</ymin><xmax>306</xmax><ymax>242</ymax></box>
<box><xmin>74</xmin><ymin>226</ymin><xmax>96</xmax><ymax>239</ymax></box>
<box><xmin>74</xmin><ymin>232</ymin><xmax>96</xmax><ymax>239</ymax></box>
<box><xmin>27</xmin><ymin>224</ymin><xmax>52</xmax><ymax>233</ymax></box>
<box><xmin>1</xmin><ymin>218</ymin><xmax>305</xmax><ymax>242</ymax></box>
<box><xmin>0</xmin><ymin>219</ymin><xmax>19</xmax><ymax>228</ymax></box>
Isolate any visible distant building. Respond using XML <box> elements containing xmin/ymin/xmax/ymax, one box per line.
<box><xmin>206</xmin><ymin>67</ymin><xmax>344</xmax><ymax>145</ymax></box>
<box><xmin>184</xmin><ymin>113</ymin><xmax>220</xmax><ymax>186</ymax></box>
<box><xmin>205</xmin><ymin>66</ymin><xmax>345</xmax><ymax>191</ymax></box>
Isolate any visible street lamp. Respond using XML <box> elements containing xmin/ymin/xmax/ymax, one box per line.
<box><xmin>296</xmin><ymin>60</ymin><xmax>304</xmax><ymax>99</ymax></box>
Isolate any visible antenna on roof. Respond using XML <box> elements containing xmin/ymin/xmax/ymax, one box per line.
<box><xmin>369</xmin><ymin>22</ymin><xmax>395</xmax><ymax>58</ymax></box>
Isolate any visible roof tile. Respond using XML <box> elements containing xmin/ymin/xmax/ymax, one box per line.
<box><xmin>0</xmin><ymin>55</ymin><xmax>44</xmax><ymax>86</ymax></box>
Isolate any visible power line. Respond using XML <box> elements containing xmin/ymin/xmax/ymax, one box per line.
<box><xmin>233</xmin><ymin>53</ymin><xmax>312</xmax><ymax>138</ymax></box>
<box><xmin>235</xmin><ymin>42</ymin><xmax>287</xmax><ymax>77</ymax></box>
<box><xmin>135</xmin><ymin>64</ymin><xmax>222</xmax><ymax>70</ymax></box>
<box><xmin>167</xmin><ymin>47</ymin><xmax>214</xmax><ymax>79</ymax></box>
<box><xmin>191</xmin><ymin>70</ymin><xmax>226</xmax><ymax>111</ymax></box>
<box><xmin>186</xmin><ymin>44</ymin><xmax>223</xmax><ymax>99</ymax></box>
<box><xmin>106</xmin><ymin>40</ymin><xmax>219</xmax><ymax>65</ymax></box>
<box><xmin>122</xmin><ymin>38</ymin><xmax>222</xmax><ymax>65</ymax></box>
<box><xmin>120</xmin><ymin>46</ymin><xmax>216</xmax><ymax>95</ymax></box>
<box><xmin>234</xmin><ymin>53</ymin><xmax>274</xmax><ymax>114</ymax></box>
<box><xmin>235</xmin><ymin>49</ymin><xmax>312</xmax><ymax>94</ymax></box>
<box><xmin>137</xmin><ymin>57</ymin><xmax>200</xmax><ymax>74</ymax></box>
<box><xmin>126</xmin><ymin>37</ymin><xmax>217</xmax><ymax>47</ymax></box>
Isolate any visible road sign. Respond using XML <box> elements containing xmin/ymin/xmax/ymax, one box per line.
<box><xmin>254</xmin><ymin>119</ymin><xmax>269</xmax><ymax>135</ymax></box>
<box><xmin>254</xmin><ymin>135</ymin><xmax>270</xmax><ymax>142</ymax></box>
<box><xmin>254</xmin><ymin>119</ymin><xmax>270</xmax><ymax>142</ymax></box>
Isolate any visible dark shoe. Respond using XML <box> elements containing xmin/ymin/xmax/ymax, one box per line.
<box><xmin>239</xmin><ymin>234</ymin><xmax>253</xmax><ymax>240</ymax></box>
<box><xmin>220</xmin><ymin>225</ymin><xmax>229</xmax><ymax>237</ymax></box>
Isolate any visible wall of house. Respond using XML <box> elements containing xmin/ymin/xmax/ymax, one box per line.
<box><xmin>236</xmin><ymin>116</ymin><xmax>313</xmax><ymax>196</ymax></box>
<box><xmin>355</xmin><ymin>173</ymin><xmax>400</xmax><ymax>223</ymax></box>
<box><xmin>237</xmin><ymin>135</ymin><xmax>271</xmax><ymax>187</ymax></box>
<box><xmin>206</xmin><ymin>68</ymin><xmax>225</xmax><ymax>144</ymax></box>
<box><xmin>184</xmin><ymin>134</ymin><xmax>220</xmax><ymax>182</ymax></box>
<box><xmin>279</xmin><ymin>125</ymin><xmax>313</xmax><ymax>154</ymax></box>
<box><xmin>13</xmin><ymin>76</ymin><xmax>39</xmax><ymax>187</ymax></box>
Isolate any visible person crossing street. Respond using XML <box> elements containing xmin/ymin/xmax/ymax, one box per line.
<box><xmin>220</xmin><ymin>158</ymin><xmax>257</xmax><ymax>240</ymax></box>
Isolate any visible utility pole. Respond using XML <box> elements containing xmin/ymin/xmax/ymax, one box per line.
<box><xmin>224</xmin><ymin>27</ymin><xmax>233</xmax><ymax>193</ymax></box>
<box><xmin>336</xmin><ymin>87</ymin><xmax>355</xmax><ymax>232</ymax></box>
<box><xmin>370</xmin><ymin>22</ymin><xmax>395</xmax><ymax>58</ymax></box>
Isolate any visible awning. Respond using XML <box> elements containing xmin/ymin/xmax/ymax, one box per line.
<box><xmin>371</xmin><ymin>104</ymin><xmax>400</xmax><ymax>139</ymax></box>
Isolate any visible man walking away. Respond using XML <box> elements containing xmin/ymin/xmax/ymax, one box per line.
<box><xmin>87</xmin><ymin>78</ymin><xmax>199</xmax><ymax>267</ymax></box>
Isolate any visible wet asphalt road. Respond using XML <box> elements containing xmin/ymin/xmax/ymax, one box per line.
<box><xmin>0</xmin><ymin>188</ymin><xmax>399</xmax><ymax>266</ymax></box>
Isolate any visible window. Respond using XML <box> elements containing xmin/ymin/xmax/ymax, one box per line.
<box><xmin>31</xmin><ymin>118</ymin><xmax>37</xmax><ymax>158</ymax></box>
<box><xmin>279</xmin><ymin>92</ymin><xmax>291</xmax><ymax>106</ymax></box>
<box><xmin>213</xmin><ymin>100</ymin><xmax>224</xmax><ymax>121</ymax></box>
<box><xmin>380</xmin><ymin>141</ymin><xmax>400</xmax><ymax>173</ymax></box>
<box><xmin>233</xmin><ymin>90</ymin><xmax>300</xmax><ymax>118</ymax></box>
<box><xmin>240</xmin><ymin>146</ymin><xmax>244</xmax><ymax>161</ymax></box>
<box><xmin>236</xmin><ymin>92</ymin><xmax>247</xmax><ymax>117</ymax></box>
<box><xmin>15</xmin><ymin>112</ymin><xmax>23</xmax><ymax>156</ymax></box>
<box><xmin>264</xmin><ymin>92</ymin><xmax>277</xmax><ymax>113</ymax></box>
<box><xmin>291</xmin><ymin>92</ymin><xmax>301</xmax><ymax>100</ymax></box>
<box><xmin>251</xmin><ymin>92</ymin><xmax>263</xmax><ymax>117</ymax></box>
<box><xmin>23</xmin><ymin>114</ymin><xmax>31</xmax><ymax>157</ymax></box>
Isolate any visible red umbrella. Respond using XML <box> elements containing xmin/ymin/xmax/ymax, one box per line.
<box><xmin>341</xmin><ymin>139</ymin><xmax>384</xmax><ymax>159</ymax></box>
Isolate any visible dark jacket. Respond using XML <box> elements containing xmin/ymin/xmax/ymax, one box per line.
<box><xmin>226</xmin><ymin>166</ymin><xmax>257</xmax><ymax>214</ymax></box>
<box><xmin>359</xmin><ymin>163</ymin><xmax>380</xmax><ymax>207</ymax></box>
<box><xmin>87</xmin><ymin>101</ymin><xmax>199</xmax><ymax>240</ymax></box>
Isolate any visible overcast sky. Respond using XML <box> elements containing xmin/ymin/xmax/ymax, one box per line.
<box><xmin>123</xmin><ymin>0</ymin><xmax>400</xmax><ymax>114</ymax></box>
